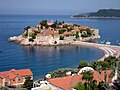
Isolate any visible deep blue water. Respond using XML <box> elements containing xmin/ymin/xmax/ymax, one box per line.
<box><xmin>0</xmin><ymin>15</ymin><xmax>120</xmax><ymax>80</ymax></box>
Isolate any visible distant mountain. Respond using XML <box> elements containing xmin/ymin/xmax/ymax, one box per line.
<box><xmin>72</xmin><ymin>9</ymin><xmax>120</xmax><ymax>18</ymax></box>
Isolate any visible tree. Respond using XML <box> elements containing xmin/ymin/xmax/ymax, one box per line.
<box><xmin>40</xmin><ymin>20</ymin><xmax>48</xmax><ymax>27</ymax></box>
<box><xmin>75</xmin><ymin>31</ymin><xmax>79</xmax><ymax>39</ymax></box>
<box><xmin>24</xmin><ymin>26</ymin><xmax>31</xmax><ymax>31</ymax></box>
<box><xmin>82</xmin><ymin>71</ymin><xmax>93</xmax><ymax>90</ymax></box>
<box><xmin>22</xmin><ymin>76</ymin><xmax>33</xmax><ymax>90</ymax></box>
<box><xmin>73</xmin><ymin>24</ymin><xmax>79</xmax><ymax>27</ymax></box>
<box><xmin>51</xmin><ymin>24</ymin><xmax>57</xmax><ymax>28</ymax></box>
<box><xmin>49</xmin><ymin>68</ymin><xmax>78</xmax><ymax>78</ymax></box>
<box><xmin>59</xmin><ymin>36</ymin><xmax>64</xmax><ymax>40</ymax></box>
<box><xmin>24</xmin><ymin>26</ymin><xmax>31</xmax><ymax>36</ymax></box>
<box><xmin>78</xmin><ymin>60</ymin><xmax>88</xmax><ymax>69</ymax></box>
<box><xmin>74</xmin><ymin>82</ymin><xmax>85</xmax><ymax>90</ymax></box>
<box><xmin>82</xmin><ymin>71</ymin><xmax>93</xmax><ymax>82</ymax></box>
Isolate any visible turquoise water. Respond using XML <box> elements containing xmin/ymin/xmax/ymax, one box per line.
<box><xmin>0</xmin><ymin>15</ymin><xmax>120</xmax><ymax>79</ymax></box>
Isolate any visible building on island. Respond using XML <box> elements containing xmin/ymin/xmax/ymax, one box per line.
<box><xmin>0</xmin><ymin>69</ymin><xmax>33</xmax><ymax>87</ymax></box>
<box><xmin>9</xmin><ymin>20</ymin><xmax>100</xmax><ymax>46</ymax></box>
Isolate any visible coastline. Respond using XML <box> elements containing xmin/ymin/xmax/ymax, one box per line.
<box><xmin>71</xmin><ymin>41</ymin><xmax>120</xmax><ymax>61</ymax></box>
<box><xmin>8</xmin><ymin>35</ymin><xmax>120</xmax><ymax>61</ymax></box>
<box><xmin>71</xmin><ymin>16</ymin><xmax>120</xmax><ymax>19</ymax></box>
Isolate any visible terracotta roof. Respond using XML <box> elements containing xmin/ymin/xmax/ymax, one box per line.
<box><xmin>62</xmin><ymin>28</ymin><xmax>68</xmax><ymax>30</ymax></box>
<box><xmin>79</xmin><ymin>26</ymin><xmax>89</xmax><ymax>29</ymax></box>
<box><xmin>47</xmin><ymin>22</ymin><xmax>53</xmax><ymax>25</ymax></box>
<box><xmin>31</xmin><ymin>27</ymin><xmax>36</xmax><ymax>31</ymax></box>
<box><xmin>47</xmin><ymin>70</ymin><xmax>112</xmax><ymax>90</ymax></box>
<box><xmin>48</xmin><ymin>75</ymin><xmax>82</xmax><ymax>90</ymax></box>
<box><xmin>0</xmin><ymin>69</ymin><xmax>32</xmax><ymax>79</ymax></box>
<box><xmin>55</xmin><ymin>28</ymin><xmax>62</xmax><ymax>30</ymax></box>
<box><xmin>64</xmin><ymin>32</ymin><xmax>72</xmax><ymax>35</ymax></box>
<box><xmin>0</xmin><ymin>73</ymin><xmax>4</xmax><ymax>78</ymax></box>
<box><xmin>71</xmin><ymin>29</ymin><xmax>79</xmax><ymax>33</ymax></box>
<box><xmin>29</xmin><ymin>32</ymin><xmax>35</xmax><ymax>34</ymax></box>
<box><xmin>93</xmin><ymin>70</ymin><xmax>112</xmax><ymax>83</ymax></box>
<box><xmin>17</xmin><ymin>69</ymin><xmax>33</xmax><ymax>77</ymax></box>
<box><xmin>58</xmin><ymin>34</ymin><xmax>64</xmax><ymax>36</ymax></box>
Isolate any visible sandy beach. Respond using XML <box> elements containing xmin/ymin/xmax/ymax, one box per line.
<box><xmin>72</xmin><ymin>41</ymin><xmax>120</xmax><ymax>61</ymax></box>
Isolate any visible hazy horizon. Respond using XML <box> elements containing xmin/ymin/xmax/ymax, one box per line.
<box><xmin>0</xmin><ymin>0</ymin><xmax>120</xmax><ymax>15</ymax></box>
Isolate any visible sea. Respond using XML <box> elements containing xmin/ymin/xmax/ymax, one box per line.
<box><xmin>0</xmin><ymin>15</ymin><xmax>120</xmax><ymax>80</ymax></box>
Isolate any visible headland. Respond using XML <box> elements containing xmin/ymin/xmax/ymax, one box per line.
<box><xmin>72</xmin><ymin>9</ymin><xmax>120</xmax><ymax>19</ymax></box>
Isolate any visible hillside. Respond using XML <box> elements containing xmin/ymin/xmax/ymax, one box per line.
<box><xmin>72</xmin><ymin>9</ymin><xmax>120</xmax><ymax>18</ymax></box>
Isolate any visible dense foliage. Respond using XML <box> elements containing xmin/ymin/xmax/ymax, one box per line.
<box><xmin>49</xmin><ymin>68</ymin><xmax>78</xmax><ymax>78</ymax></box>
<box><xmin>22</xmin><ymin>76</ymin><xmax>33</xmax><ymax>90</ymax></box>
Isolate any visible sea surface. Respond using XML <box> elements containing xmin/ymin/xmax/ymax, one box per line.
<box><xmin>0</xmin><ymin>15</ymin><xmax>120</xmax><ymax>80</ymax></box>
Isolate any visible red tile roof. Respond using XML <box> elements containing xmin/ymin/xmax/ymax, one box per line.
<box><xmin>64</xmin><ymin>32</ymin><xmax>72</xmax><ymax>35</ymax></box>
<box><xmin>0</xmin><ymin>69</ymin><xmax>32</xmax><ymax>79</ymax></box>
<box><xmin>47</xmin><ymin>22</ymin><xmax>53</xmax><ymax>25</ymax></box>
<box><xmin>93</xmin><ymin>70</ymin><xmax>112</xmax><ymax>83</ymax></box>
<box><xmin>47</xmin><ymin>75</ymin><xmax>82</xmax><ymax>90</ymax></box>
<box><xmin>0</xmin><ymin>74</ymin><xmax>4</xmax><ymax>78</ymax></box>
<box><xmin>31</xmin><ymin>27</ymin><xmax>36</xmax><ymax>31</ymax></box>
<box><xmin>79</xmin><ymin>26</ymin><xmax>89</xmax><ymax>29</ymax></box>
<box><xmin>55</xmin><ymin>28</ymin><xmax>62</xmax><ymax>30</ymax></box>
<box><xmin>47</xmin><ymin>70</ymin><xmax>112</xmax><ymax>90</ymax></box>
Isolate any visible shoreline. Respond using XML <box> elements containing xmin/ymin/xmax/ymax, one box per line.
<box><xmin>71</xmin><ymin>43</ymin><xmax>106</xmax><ymax>61</ymax></box>
<box><xmin>71</xmin><ymin>41</ymin><xmax>120</xmax><ymax>61</ymax></box>
<box><xmin>8</xmin><ymin>35</ymin><xmax>120</xmax><ymax>61</ymax></box>
<box><xmin>71</xmin><ymin>16</ymin><xmax>120</xmax><ymax>19</ymax></box>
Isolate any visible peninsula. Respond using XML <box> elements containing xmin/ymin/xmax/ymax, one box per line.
<box><xmin>9</xmin><ymin>20</ymin><xmax>100</xmax><ymax>45</ymax></box>
<box><xmin>72</xmin><ymin>9</ymin><xmax>120</xmax><ymax>18</ymax></box>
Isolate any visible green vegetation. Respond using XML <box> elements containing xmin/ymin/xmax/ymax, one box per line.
<box><xmin>74</xmin><ymin>82</ymin><xmax>85</xmax><ymax>90</ymax></box>
<box><xmin>59</xmin><ymin>30</ymin><xmax>65</xmax><ymax>34</ymax></box>
<box><xmin>59</xmin><ymin>36</ymin><xmax>64</xmax><ymax>40</ymax></box>
<box><xmin>48</xmin><ymin>56</ymin><xmax>120</xmax><ymax>90</ymax></box>
<box><xmin>73</xmin><ymin>24</ymin><xmax>79</xmax><ymax>27</ymax></box>
<box><xmin>0</xmin><ymin>87</ymin><xmax>8</xmax><ymax>90</ymax></box>
<box><xmin>91</xmin><ymin>56</ymin><xmax>118</xmax><ymax>70</ymax></box>
<box><xmin>22</xmin><ymin>33</ymin><xmax>27</xmax><ymax>38</ymax></box>
<box><xmin>22</xmin><ymin>76</ymin><xmax>33</xmax><ymax>90</ymax></box>
<box><xmin>29</xmin><ymin>33</ymin><xmax>36</xmax><ymax>39</ymax></box>
<box><xmin>75</xmin><ymin>31</ymin><xmax>79</xmax><ymax>39</ymax></box>
<box><xmin>40</xmin><ymin>20</ymin><xmax>47</xmax><ymax>26</ymax></box>
<box><xmin>40</xmin><ymin>20</ymin><xmax>48</xmax><ymax>28</ymax></box>
<box><xmin>80</xmin><ymin>28</ymin><xmax>93</xmax><ymax>37</ymax></box>
<box><xmin>75</xmin><ymin>71</ymin><xmax>100</xmax><ymax>90</ymax></box>
<box><xmin>24</xmin><ymin>26</ymin><xmax>31</xmax><ymax>31</ymax></box>
<box><xmin>82</xmin><ymin>71</ymin><xmax>93</xmax><ymax>82</ymax></box>
<box><xmin>49</xmin><ymin>68</ymin><xmax>78</xmax><ymax>78</ymax></box>
<box><xmin>78</xmin><ymin>60</ymin><xmax>88</xmax><ymax>69</ymax></box>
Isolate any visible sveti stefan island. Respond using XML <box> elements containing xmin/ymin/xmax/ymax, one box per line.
<box><xmin>0</xmin><ymin>0</ymin><xmax>120</xmax><ymax>90</ymax></box>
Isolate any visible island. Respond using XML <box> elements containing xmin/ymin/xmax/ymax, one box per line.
<box><xmin>71</xmin><ymin>9</ymin><xmax>120</xmax><ymax>18</ymax></box>
<box><xmin>8</xmin><ymin>20</ymin><xmax>100</xmax><ymax>46</ymax></box>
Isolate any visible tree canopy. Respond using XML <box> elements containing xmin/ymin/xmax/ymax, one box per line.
<box><xmin>22</xmin><ymin>76</ymin><xmax>33</xmax><ymax>90</ymax></box>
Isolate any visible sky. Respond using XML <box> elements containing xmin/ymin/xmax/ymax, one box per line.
<box><xmin>0</xmin><ymin>0</ymin><xmax>120</xmax><ymax>15</ymax></box>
